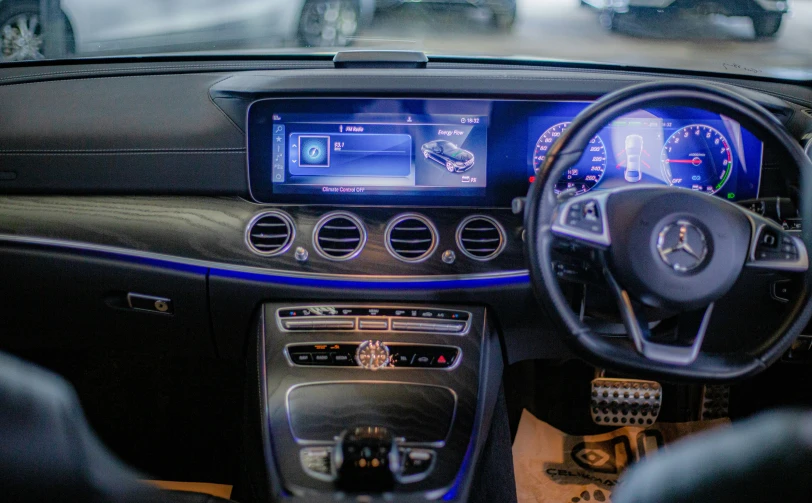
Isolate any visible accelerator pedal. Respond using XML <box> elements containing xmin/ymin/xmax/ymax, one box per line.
<box><xmin>591</xmin><ymin>377</ymin><xmax>662</xmax><ymax>427</ymax></box>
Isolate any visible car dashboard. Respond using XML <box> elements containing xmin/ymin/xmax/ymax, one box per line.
<box><xmin>0</xmin><ymin>57</ymin><xmax>810</xmax><ymax>501</ymax></box>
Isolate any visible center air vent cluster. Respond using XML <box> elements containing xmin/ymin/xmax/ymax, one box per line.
<box><xmin>313</xmin><ymin>212</ymin><xmax>367</xmax><ymax>261</ymax></box>
<box><xmin>456</xmin><ymin>216</ymin><xmax>505</xmax><ymax>261</ymax></box>
<box><xmin>385</xmin><ymin>214</ymin><xmax>438</xmax><ymax>263</ymax></box>
<box><xmin>246</xmin><ymin>210</ymin><xmax>507</xmax><ymax>264</ymax></box>
<box><xmin>246</xmin><ymin>211</ymin><xmax>295</xmax><ymax>256</ymax></box>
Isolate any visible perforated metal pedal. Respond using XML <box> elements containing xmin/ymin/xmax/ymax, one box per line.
<box><xmin>591</xmin><ymin>378</ymin><xmax>662</xmax><ymax>426</ymax></box>
<box><xmin>700</xmin><ymin>385</ymin><xmax>730</xmax><ymax>420</ymax></box>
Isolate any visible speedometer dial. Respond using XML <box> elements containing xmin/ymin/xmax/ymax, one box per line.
<box><xmin>661</xmin><ymin>125</ymin><xmax>733</xmax><ymax>195</ymax></box>
<box><xmin>534</xmin><ymin>122</ymin><xmax>607</xmax><ymax>195</ymax></box>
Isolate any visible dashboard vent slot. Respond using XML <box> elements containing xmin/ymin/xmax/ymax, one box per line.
<box><xmin>385</xmin><ymin>214</ymin><xmax>438</xmax><ymax>263</ymax></box>
<box><xmin>313</xmin><ymin>212</ymin><xmax>366</xmax><ymax>261</ymax></box>
<box><xmin>246</xmin><ymin>211</ymin><xmax>295</xmax><ymax>256</ymax></box>
<box><xmin>456</xmin><ymin>216</ymin><xmax>505</xmax><ymax>261</ymax></box>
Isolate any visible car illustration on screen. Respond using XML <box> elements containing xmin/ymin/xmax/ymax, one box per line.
<box><xmin>421</xmin><ymin>140</ymin><xmax>475</xmax><ymax>173</ymax></box>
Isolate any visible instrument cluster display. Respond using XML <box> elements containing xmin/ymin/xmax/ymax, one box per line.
<box><xmin>247</xmin><ymin>99</ymin><xmax>763</xmax><ymax>205</ymax></box>
<box><xmin>528</xmin><ymin>104</ymin><xmax>763</xmax><ymax>201</ymax></box>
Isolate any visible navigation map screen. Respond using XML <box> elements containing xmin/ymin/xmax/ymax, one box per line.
<box><xmin>267</xmin><ymin>112</ymin><xmax>488</xmax><ymax>198</ymax></box>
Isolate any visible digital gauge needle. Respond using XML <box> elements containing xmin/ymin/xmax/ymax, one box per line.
<box><xmin>668</xmin><ymin>158</ymin><xmax>703</xmax><ymax>165</ymax></box>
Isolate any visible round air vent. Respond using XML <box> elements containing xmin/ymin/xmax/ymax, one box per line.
<box><xmin>245</xmin><ymin>211</ymin><xmax>295</xmax><ymax>256</ymax></box>
<box><xmin>385</xmin><ymin>214</ymin><xmax>438</xmax><ymax>263</ymax></box>
<box><xmin>313</xmin><ymin>212</ymin><xmax>366</xmax><ymax>261</ymax></box>
<box><xmin>456</xmin><ymin>215</ymin><xmax>506</xmax><ymax>261</ymax></box>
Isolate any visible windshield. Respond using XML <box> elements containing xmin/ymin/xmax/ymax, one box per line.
<box><xmin>3</xmin><ymin>0</ymin><xmax>808</xmax><ymax>80</ymax></box>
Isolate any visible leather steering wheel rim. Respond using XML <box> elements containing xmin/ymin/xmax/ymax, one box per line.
<box><xmin>525</xmin><ymin>80</ymin><xmax>812</xmax><ymax>382</ymax></box>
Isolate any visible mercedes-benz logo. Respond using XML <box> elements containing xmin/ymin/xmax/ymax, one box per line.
<box><xmin>656</xmin><ymin>220</ymin><xmax>708</xmax><ymax>272</ymax></box>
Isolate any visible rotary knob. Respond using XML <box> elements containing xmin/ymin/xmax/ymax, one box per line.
<box><xmin>355</xmin><ymin>340</ymin><xmax>390</xmax><ymax>370</ymax></box>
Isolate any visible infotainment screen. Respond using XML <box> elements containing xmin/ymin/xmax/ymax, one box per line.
<box><xmin>267</xmin><ymin>111</ymin><xmax>487</xmax><ymax>198</ymax></box>
<box><xmin>247</xmin><ymin>99</ymin><xmax>764</xmax><ymax>206</ymax></box>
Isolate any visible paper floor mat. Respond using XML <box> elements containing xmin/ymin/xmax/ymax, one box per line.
<box><xmin>512</xmin><ymin>409</ymin><xmax>728</xmax><ymax>503</ymax></box>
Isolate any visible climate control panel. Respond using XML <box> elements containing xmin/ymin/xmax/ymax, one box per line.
<box><xmin>276</xmin><ymin>306</ymin><xmax>471</xmax><ymax>335</ymax></box>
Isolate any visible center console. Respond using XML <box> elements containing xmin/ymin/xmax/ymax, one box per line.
<box><xmin>257</xmin><ymin>303</ymin><xmax>504</xmax><ymax>500</ymax></box>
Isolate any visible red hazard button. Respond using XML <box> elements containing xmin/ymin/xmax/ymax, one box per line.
<box><xmin>437</xmin><ymin>355</ymin><xmax>447</xmax><ymax>364</ymax></box>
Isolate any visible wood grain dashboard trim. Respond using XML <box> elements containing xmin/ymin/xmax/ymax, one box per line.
<box><xmin>0</xmin><ymin>233</ymin><xmax>530</xmax><ymax>286</ymax></box>
<box><xmin>0</xmin><ymin>196</ymin><xmax>528</xmax><ymax>282</ymax></box>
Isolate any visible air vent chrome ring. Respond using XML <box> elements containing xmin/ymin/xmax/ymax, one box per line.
<box><xmin>455</xmin><ymin>215</ymin><xmax>506</xmax><ymax>261</ymax></box>
<box><xmin>312</xmin><ymin>211</ymin><xmax>367</xmax><ymax>261</ymax></box>
<box><xmin>245</xmin><ymin>210</ymin><xmax>296</xmax><ymax>257</ymax></box>
<box><xmin>384</xmin><ymin>213</ymin><xmax>439</xmax><ymax>263</ymax></box>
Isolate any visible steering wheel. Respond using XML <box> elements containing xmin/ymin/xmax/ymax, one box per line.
<box><xmin>525</xmin><ymin>81</ymin><xmax>812</xmax><ymax>381</ymax></box>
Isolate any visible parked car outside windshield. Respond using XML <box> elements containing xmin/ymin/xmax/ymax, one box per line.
<box><xmin>0</xmin><ymin>0</ymin><xmax>809</xmax><ymax>80</ymax></box>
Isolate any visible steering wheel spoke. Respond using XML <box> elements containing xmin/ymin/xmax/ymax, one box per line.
<box><xmin>551</xmin><ymin>191</ymin><xmax>611</xmax><ymax>247</ymax></box>
<box><xmin>744</xmin><ymin>211</ymin><xmax>809</xmax><ymax>273</ymax></box>
<box><xmin>603</xmin><ymin>267</ymin><xmax>715</xmax><ymax>365</ymax></box>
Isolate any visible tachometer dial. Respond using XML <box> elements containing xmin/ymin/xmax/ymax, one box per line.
<box><xmin>534</xmin><ymin>122</ymin><xmax>607</xmax><ymax>195</ymax></box>
<box><xmin>661</xmin><ymin>125</ymin><xmax>733</xmax><ymax>194</ymax></box>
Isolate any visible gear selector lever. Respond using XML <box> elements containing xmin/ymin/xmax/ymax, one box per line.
<box><xmin>333</xmin><ymin>426</ymin><xmax>400</xmax><ymax>492</ymax></box>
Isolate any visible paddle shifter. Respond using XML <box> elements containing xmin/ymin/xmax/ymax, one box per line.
<box><xmin>333</xmin><ymin>426</ymin><xmax>400</xmax><ymax>492</ymax></box>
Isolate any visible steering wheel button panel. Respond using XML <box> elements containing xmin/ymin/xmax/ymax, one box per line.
<box><xmin>552</xmin><ymin>192</ymin><xmax>612</xmax><ymax>246</ymax></box>
<box><xmin>565</xmin><ymin>199</ymin><xmax>604</xmax><ymax>234</ymax></box>
<box><xmin>747</xmin><ymin>217</ymin><xmax>809</xmax><ymax>272</ymax></box>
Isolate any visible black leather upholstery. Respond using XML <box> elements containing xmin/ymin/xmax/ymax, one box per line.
<box><xmin>0</xmin><ymin>351</ymin><xmax>235</xmax><ymax>503</ymax></box>
<box><xmin>613</xmin><ymin>410</ymin><xmax>812</xmax><ymax>503</ymax></box>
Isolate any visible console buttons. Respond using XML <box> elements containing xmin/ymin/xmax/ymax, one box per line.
<box><xmin>414</xmin><ymin>309</ymin><xmax>469</xmax><ymax>321</ymax></box>
<box><xmin>283</xmin><ymin>318</ymin><xmax>355</xmax><ymax>331</ymax></box>
<box><xmin>289</xmin><ymin>344</ymin><xmax>359</xmax><ymax>367</ymax></box>
<box><xmin>288</xmin><ymin>343</ymin><xmax>459</xmax><ymax>369</ymax></box>
<box><xmin>391</xmin><ymin>321</ymin><xmax>419</xmax><ymax>331</ymax></box>
<box><xmin>292</xmin><ymin>353</ymin><xmax>313</xmax><ymax>365</ymax></box>
<box><xmin>390</xmin><ymin>320</ymin><xmax>465</xmax><ymax>333</ymax></box>
<box><xmin>389</xmin><ymin>345</ymin><xmax>459</xmax><ymax>369</ymax></box>
<box><xmin>359</xmin><ymin>319</ymin><xmax>389</xmax><ymax>330</ymax></box>
<box><xmin>331</xmin><ymin>353</ymin><xmax>353</xmax><ymax>365</ymax></box>
<box><xmin>392</xmin><ymin>352</ymin><xmax>415</xmax><ymax>366</ymax></box>
<box><xmin>431</xmin><ymin>351</ymin><xmax>457</xmax><ymax>368</ymax></box>
<box><xmin>399</xmin><ymin>448</ymin><xmax>435</xmax><ymax>482</ymax></box>
<box><xmin>414</xmin><ymin>355</ymin><xmax>432</xmax><ymax>366</ymax></box>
